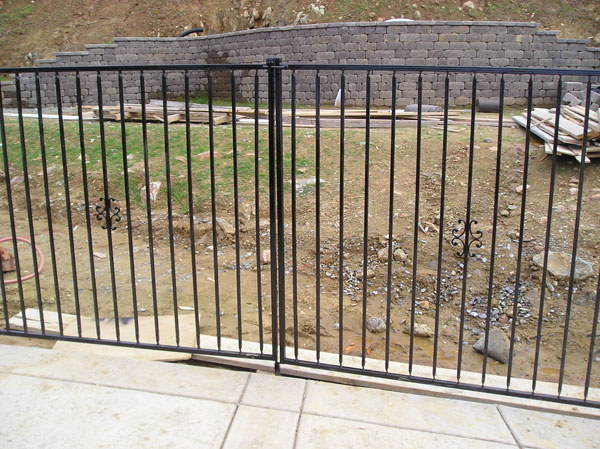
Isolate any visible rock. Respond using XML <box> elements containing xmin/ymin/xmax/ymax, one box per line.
<box><xmin>393</xmin><ymin>248</ymin><xmax>408</xmax><ymax>262</ymax></box>
<box><xmin>262</xmin><ymin>6</ymin><xmax>272</xmax><ymax>20</ymax></box>
<box><xmin>10</xmin><ymin>176</ymin><xmax>24</xmax><ymax>186</ymax></box>
<box><xmin>500</xmin><ymin>210</ymin><xmax>510</xmax><ymax>217</ymax></box>
<box><xmin>418</xmin><ymin>300</ymin><xmax>430</xmax><ymax>310</ymax></box>
<box><xmin>195</xmin><ymin>151</ymin><xmax>214</xmax><ymax>161</ymax></box>
<box><xmin>413</xmin><ymin>10</ymin><xmax>421</xmax><ymax>19</ymax></box>
<box><xmin>498</xmin><ymin>314</ymin><xmax>509</xmax><ymax>324</ymax></box>
<box><xmin>403</xmin><ymin>323</ymin><xmax>433</xmax><ymax>338</ymax></box>
<box><xmin>140</xmin><ymin>182</ymin><xmax>161</xmax><ymax>202</ymax></box>
<box><xmin>293</xmin><ymin>11</ymin><xmax>309</xmax><ymax>25</ymax></box>
<box><xmin>93</xmin><ymin>251</ymin><xmax>107</xmax><ymax>259</ymax></box>
<box><xmin>292</xmin><ymin>177</ymin><xmax>326</xmax><ymax>191</ymax></box>
<box><xmin>473</xmin><ymin>328</ymin><xmax>510</xmax><ymax>364</ymax></box>
<box><xmin>377</xmin><ymin>248</ymin><xmax>389</xmax><ymax>263</ymax></box>
<box><xmin>216</xmin><ymin>218</ymin><xmax>235</xmax><ymax>236</ymax></box>
<box><xmin>462</xmin><ymin>1</ymin><xmax>476</xmax><ymax>9</ymax></box>
<box><xmin>261</xmin><ymin>249</ymin><xmax>271</xmax><ymax>265</ymax></box>
<box><xmin>532</xmin><ymin>251</ymin><xmax>594</xmax><ymax>281</ymax></box>
<box><xmin>356</xmin><ymin>268</ymin><xmax>376</xmax><ymax>280</ymax></box>
<box><xmin>366</xmin><ymin>316</ymin><xmax>386</xmax><ymax>333</ymax></box>
<box><xmin>515</xmin><ymin>184</ymin><xmax>529</xmax><ymax>194</ymax></box>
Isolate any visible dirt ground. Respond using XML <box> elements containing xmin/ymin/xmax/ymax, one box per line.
<box><xmin>0</xmin><ymin>0</ymin><xmax>598</xmax><ymax>68</ymax></box>
<box><xmin>1</xmin><ymin>113</ymin><xmax>599</xmax><ymax>391</ymax></box>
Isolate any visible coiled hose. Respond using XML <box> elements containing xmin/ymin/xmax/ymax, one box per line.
<box><xmin>0</xmin><ymin>236</ymin><xmax>44</xmax><ymax>285</ymax></box>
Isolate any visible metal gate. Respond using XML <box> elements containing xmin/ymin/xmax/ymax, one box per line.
<box><xmin>1</xmin><ymin>59</ymin><xmax>599</xmax><ymax>407</ymax></box>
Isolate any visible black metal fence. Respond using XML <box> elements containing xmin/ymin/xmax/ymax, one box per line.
<box><xmin>0</xmin><ymin>59</ymin><xmax>599</xmax><ymax>408</ymax></box>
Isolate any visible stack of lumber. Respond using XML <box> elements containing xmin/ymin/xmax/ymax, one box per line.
<box><xmin>512</xmin><ymin>107</ymin><xmax>600</xmax><ymax>164</ymax></box>
<box><xmin>92</xmin><ymin>100</ymin><xmax>238</xmax><ymax>125</ymax></box>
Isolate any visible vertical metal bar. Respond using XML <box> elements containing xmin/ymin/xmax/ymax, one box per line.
<box><xmin>532</xmin><ymin>76</ymin><xmax>562</xmax><ymax>392</ymax></box>
<box><xmin>15</xmin><ymin>73</ymin><xmax>44</xmax><ymax>333</ymax></box>
<box><xmin>291</xmin><ymin>70</ymin><xmax>299</xmax><ymax>360</ymax></box>
<box><xmin>384</xmin><ymin>71</ymin><xmax>397</xmax><ymax>373</ymax></box>
<box><xmin>266</xmin><ymin>59</ymin><xmax>279</xmax><ymax>361</ymax></box>
<box><xmin>140</xmin><ymin>71</ymin><xmax>160</xmax><ymax>343</ymax></box>
<box><xmin>361</xmin><ymin>71</ymin><xmax>371</xmax><ymax>369</ymax></box>
<box><xmin>315</xmin><ymin>70</ymin><xmax>322</xmax><ymax>363</ymax></box>
<box><xmin>55</xmin><ymin>73</ymin><xmax>80</xmax><ymax>337</ymax></box>
<box><xmin>275</xmin><ymin>63</ymin><xmax>286</xmax><ymax>365</ymax></box>
<box><xmin>208</xmin><ymin>70</ymin><xmax>222</xmax><ymax>350</ymax></box>
<box><xmin>231</xmin><ymin>70</ymin><xmax>242</xmax><ymax>351</ymax></box>
<box><xmin>118</xmin><ymin>70</ymin><xmax>139</xmax><ymax>343</ymax></box>
<box><xmin>558</xmin><ymin>77</ymin><xmax>592</xmax><ymax>396</ymax></box>
<box><xmin>0</xmin><ymin>81</ymin><xmax>26</xmax><ymax>331</ymax></box>
<box><xmin>338</xmin><ymin>71</ymin><xmax>346</xmax><ymax>367</ymax></box>
<box><xmin>76</xmin><ymin>72</ymin><xmax>100</xmax><ymax>338</ymax></box>
<box><xmin>409</xmin><ymin>73</ymin><xmax>423</xmax><ymax>375</ymax></box>
<box><xmin>584</xmin><ymin>266</ymin><xmax>600</xmax><ymax>400</ymax></box>
<box><xmin>507</xmin><ymin>75</ymin><xmax>533</xmax><ymax>388</ymax></box>
<box><xmin>253</xmin><ymin>69</ymin><xmax>264</xmax><ymax>354</ymax></box>
<box><xmin>35</xmin><ymin>72</ymin><xmax>60</xmax><ymax>336</ymax></box>
<box><xmin>97</xmin><ymin>71</ymin><xmax>120</xmax><ymax>341</ymax></box>
<box><xmin>482</xmin><ymin>75</ymin><xmax>505</xmax><ymax>384</ymax></box>
<box><xmin>184</xmin><ymin>70</ymin><xmax>201</xmax><ymax>348</ymax></box>
<box><xmin>456</xmin><ymin>74</ymin><xmax>478</xmax><ymax>382</ymax></box>
<box><xmin>433</xmin><ymin>73</ymin><xmax>450</xmax><ymax>378</ymax></box>
<box><xmin>231</xmin><ymin>70</ymin><xmax>243</xmax><ymax>351</ymax></box>
<box><xmin>161</xmin><ymin>71</ymin><xmax>180</xmax><ymax>346</ymax></box>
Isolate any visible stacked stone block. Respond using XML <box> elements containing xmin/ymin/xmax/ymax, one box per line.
<box><xmin>6</xmin><ymin>21</ymin><xmax>600</xmax><ymax>108</ymax></box>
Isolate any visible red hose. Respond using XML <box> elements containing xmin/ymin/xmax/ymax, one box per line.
<box><xmin>0</xmin><ymin>236</ymin><xmax>44</xmax><ymax>285</ymax></box>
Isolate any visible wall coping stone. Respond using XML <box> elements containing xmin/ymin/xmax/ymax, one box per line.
<box><xmin>85</xmin><ymin>44</ymin><xmax>118</xmax><ymax>49</ymax></box>
<box><xmin>54</xmin><ymin>51</ymin><xmax>90</xmax><ymax>56</ymax></box>
<box><xmin>111</xmin><ymin>21</ymin><xmax>543</xmax><ymax>44</ymax></box>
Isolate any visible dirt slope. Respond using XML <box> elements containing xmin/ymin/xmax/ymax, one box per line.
<box><xmin>0</xmin><ymin>0</ymin><xmax>598</xmax><ymax>67</ymax></box>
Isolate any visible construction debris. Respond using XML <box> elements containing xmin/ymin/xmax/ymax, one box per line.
<box><xmin>512</xmin><ymin>106</ymin><xmax>600</xmax><ymax>164</ymax></box>
<box><xmin>92</xmin><ymin>99</ymin><xmax>511</xmax><ymax>129</ymax></box>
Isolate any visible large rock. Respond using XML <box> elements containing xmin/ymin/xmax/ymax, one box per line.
<box><xmin>366</xmin><ymin>317</ymin><xmax>386</xmax><ymax>333</ymax></box>
<box><xmin>473</xmin><ymin>328</ymin><xmax>509</xmax><ymax>364</ymax></box>
<box><xmin>532</xmin><ymin>251</ymin><xmax>594</xmax><ymax>281</ymax></box>
<box><xmin>403</xmin><ymin>323</ymin><xmax>433</xmax><ymax>338</ymax></box>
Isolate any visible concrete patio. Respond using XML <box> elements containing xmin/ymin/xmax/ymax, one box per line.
<box><xmin>0</xmin><ymin>342</ymin><xmax>598</xmax><ymax>449</ymax></box>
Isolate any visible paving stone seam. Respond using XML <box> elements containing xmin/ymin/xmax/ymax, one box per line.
<box><xmin>497</xmin><ymin>405</ymin><xmax>526</xmax><ymax>449</ymax></box>
<box><xmin>295</xmin><ymin>412</ymin><xmax>520</xmax><ymax>448</ymax></box>
<box><xmin>292</xmin><ymin>380</ymin><xmax>309</xmax><ymax>449</ymax></box>
<box><xmin>299</xmin><ymin>409</ymin><xmax>520</xmax><ymax>446</ymax></box>
<box><xmin>0</xmin><ymin>369</ymin><xmax>250</xmax><ymax>405</ymax></box>
<box><xmin>220</xmin><ymin>375</ymin><xmax>252</xmax><ymax>449</ymax></box>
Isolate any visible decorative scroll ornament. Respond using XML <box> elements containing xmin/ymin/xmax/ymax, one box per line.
<box><xmin>95</xmin><ymin>197</ymin><xmax>121</xmax><ymax>230</ymax></box>
<box><xmin>451</xmin><ymin>218</ymin><xmax>483</xmax><ymax>258</ymax></box>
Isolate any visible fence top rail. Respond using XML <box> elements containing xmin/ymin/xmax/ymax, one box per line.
<box><xmin>284</xmin><ymin>64</ymin><xmax>600</xmax><ymax>77</ymax></box>
<box><xmin>0</xmin><ymin>63</ymin><xmax>599</xmax><ymax>77</ymax></box>
<box><xmin>0</xmin><ymin>63</ymin><xmax>265</xmax><ymax>74</ymax></box>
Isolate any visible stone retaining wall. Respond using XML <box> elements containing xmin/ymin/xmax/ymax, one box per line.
<box><xmin>7</xmin><ymin>21</ymin><xmax>600</xmax><ymax>108</ymax></box>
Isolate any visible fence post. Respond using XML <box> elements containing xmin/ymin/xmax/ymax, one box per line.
<box><xmin>266</xmin><ymin>56</ymin><xmax>281</xmax><ymax>368</ymax></box>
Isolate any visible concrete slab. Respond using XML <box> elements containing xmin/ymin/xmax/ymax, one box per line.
<box><xmin>0</xmin><ymin>344</ymin><xmax>249</xmax><ymax>403</ymax></box>
<box><xmin>303</xmin><ymin>380</ymin><xmax>516</xmax><ymax>444</ymax></box>
<box><xmin>0</xmin><ymin>374</ymin><xmax>235</xmax><ymax>449</ymax></box>
<box><xmin>222</xmin><ymin>405</ymin><xmax>299</xmax><ymax>449</ymax></box>
<box><xmin>242</xmin><ymin>372</ymin><xmax>306</xmax><ymax>412</ymax></box>
<box><xmin>295</xmin><ymin>414</ymin><xmax>518</xmax><ymax>449</ymax></box>
<box><xmin>498</xmin><ymin>405</ymin><xmax>600</xmax><ymax>449</ymax></box>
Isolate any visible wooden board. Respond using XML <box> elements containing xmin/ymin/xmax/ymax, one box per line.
<box><xmin>544</xmin><ymin>142</ymin><xmax>590</xmax><ymax>163</ymax></box>
<box><xmin>53</xmin><ymin>313</ymin><xmax>202</xmax><ymax>361</ymax></box>
<box><xmin>9</xmin><ymin>309</ymin><xmax>78</xmax><ymax>335</ymax></box>
<box><xmin>531</xmin><ymin>108</ymin><xmax>599</xmax><ymax>140</ymax></box>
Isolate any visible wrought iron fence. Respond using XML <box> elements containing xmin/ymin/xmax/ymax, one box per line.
<box><xmin>0</xmin><ymin>59</ymin><xmax>599</xmax><ymax>407</ymax></box>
